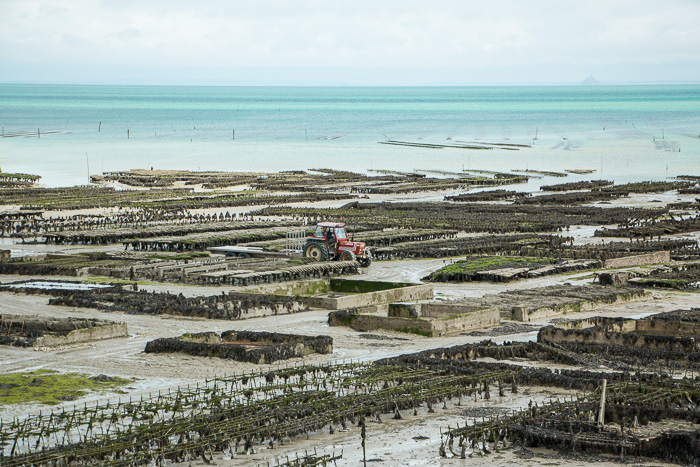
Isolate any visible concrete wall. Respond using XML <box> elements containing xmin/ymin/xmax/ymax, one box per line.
<box><xmin>87</xmin><ymin>266</ymin><xmax>123</xmax><ymax>278</ymax></box>
<box><xmin>603</xmin><ymin>251</ymin><xmax>670</xmax><ymax>269</ymax></box>
<box><xmin>506</xmin><ymin>292</ymin><xmax>651</xmax><ymax>321</ymax></box>
<box><xmin>421</xmin><ymin>302</ymin><xmax>485</xmax><ymax>318</ymax></box>
<box><xmin>549</xmin><ymin>316</ymin><xmax>700</xmax><ymax>337</ymax></box>
<box><xmin>598</xmin><ymin>272</ymin><xmax>630</xmax><ymax>286</ymax></box>
<box><xmin>303</xmin><ymin>283</ymin><xmax>433</xmax><ymax>310</ymax></box>
<box><xmin>388</xmin><ymin>302</ymin><xmax>421</xmax><ymax>318</ymax></box>
<box><xmin>428</xmin><ymin>308</ymin><xmax>500</xmax><ymax>336</ymax></box>
<box><xmin>635</xmin><ymin>319</ymin><xmax>700</xmax><ymax>338</ymax></box>
<box><xmin>248</xmin><ymin>279</ymin><xmax>432</xmax><ymax>311</ymax></box>
<box><xmin>554</xmin><ymin>317</ymin><xmax>636</xmax><ymax>332</ymax></box>
<box><xmin>224</xmin><ymin>303</ymin><xmax>307</xmax><ymax>319</ymax></box>
<box><xmin>247</xmin><ymin>279</ymin><xmax>329</xmax><ymax>297</ymax></box>
<box><xmin>341</xmin><ymin>314</ymin><xmax>436</xmax><ymax>336</ymax></box>
<box><xmin>538</xmin><ymin>326</ymin><xmax>698</xmax><ymax>352</ymax></box>
<box><xmin>330</xmin><ymin>306</ymin><xmax>499</xmax><ymax>337</ymax></box>
<box><xmin>34</xmin><ymin>323</ymin><xmax>128</xmax><ymax>347</ymax></box>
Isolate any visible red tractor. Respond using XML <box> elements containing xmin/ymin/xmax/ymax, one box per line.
<box><xmin>302</xmin><ymin>222</ymin><xmax>372</xmax><ymax>267</ymax></box>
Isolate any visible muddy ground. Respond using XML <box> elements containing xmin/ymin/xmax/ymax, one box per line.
<box><xmin>218</xmin><ymin>387</ymin><xmax>684</xmax><ymax>467</ymax></box>
<box><xmin>0</xmin><ymin>260</ymin><xmax>698</xmax><ymax>465</ymax></box>
<box><xmin>1</xmin><ymin>186</ymin><xmax>698</xmax><ymax>465</ymax></box>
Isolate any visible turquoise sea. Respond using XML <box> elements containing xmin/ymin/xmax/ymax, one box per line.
<box><xmin>0</xmin><ymin>84</ymin><xmax>698</xmax><ymax>187</ymax></box>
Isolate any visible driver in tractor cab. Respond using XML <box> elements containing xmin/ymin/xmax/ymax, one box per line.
<box><xmin>325</xmin><ymin>227</ymin><xmax>337</xmax><ymax>249</ymax></box>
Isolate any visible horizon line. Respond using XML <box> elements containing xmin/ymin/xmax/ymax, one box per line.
<box><xmin>1</xmin><ymin>80</ymin><xmax>699</xmax><ymax>87</ymax></box>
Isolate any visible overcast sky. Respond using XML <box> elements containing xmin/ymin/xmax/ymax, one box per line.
<box><xmin>1</xmin><ymin>0</ymin><xmax>699</xmax><ymax>85</ymax></box>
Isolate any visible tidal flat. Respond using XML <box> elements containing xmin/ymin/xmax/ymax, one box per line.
<box><xmin>1</xmin><ymin>168</ymin><xmax>699</xmax><ymax>466</ymax></box>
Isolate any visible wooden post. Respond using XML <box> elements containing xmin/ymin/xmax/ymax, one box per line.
<box><xmin>361</xmin><ymin>416</ymin><xmax>367</xmax><ymax>467</ymax></box>
<box><xmin>128</xmin><ymin>129</ymin><xmax>130</xmax><ymax>139</ymax></box>
<box><xmin>598</xmin><ymin>378</ymin><xmax>607</xmax><ymax>426</ymax></box>
<box><xmin>232</xmin><ymin>129</ymin><xmax>235</xmax><ymax>140</ymax></box>
<box><xmin>38</xmin><ymin>128</ymin><xmax>41</xmax><ymax>138</ymax></box>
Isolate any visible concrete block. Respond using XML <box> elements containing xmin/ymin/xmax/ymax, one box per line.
<box><xmin>513</xmin><ymin>306</ymin><xmax>529</xmax><ymax>322</ymax></box>
<box><xmin>388</xmin><ymin>302</ymin><xmax>422</xmax><ymax>318</ymax></box>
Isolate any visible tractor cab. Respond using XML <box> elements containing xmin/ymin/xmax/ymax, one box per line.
<box><xmin>312</xmin><ymin>223</ymin><xmax>347</xmax><ymax>244</ymax></box>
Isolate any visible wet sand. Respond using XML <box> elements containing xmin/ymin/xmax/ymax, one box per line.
<box><xmin>1</xmin><ymin>186</ymin><xmax>698</xmax><ymax>465</ymax></box>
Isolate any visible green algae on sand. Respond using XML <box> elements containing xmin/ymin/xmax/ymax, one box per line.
<box><xmin>0</xmin><ymin>369</ymin><xmax>131</xmax><ymax>405</ymax></box>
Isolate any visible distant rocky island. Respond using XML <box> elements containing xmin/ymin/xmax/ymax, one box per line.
<box><xmin>581</xmin><ymin>74</ymin><xmax>601</xmax><ymax>85</ymax></box>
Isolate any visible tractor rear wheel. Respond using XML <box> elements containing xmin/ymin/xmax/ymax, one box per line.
<box><xmin>303</xmin><ymin>241</ymin><xmax>329</xmax><ymax>261</ymax></box>
<box><xmin>339</xmin><ymin>250</ymin><xmax>356</xmax><ymax>262</ymax></box>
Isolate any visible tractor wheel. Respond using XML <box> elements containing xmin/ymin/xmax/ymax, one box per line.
<box><xmin>303</xmin><ymin>241</ymin><xmax>329</xmax><ymax>262</ymax></box>
<box><xmin>340</xmin><ymin>250</ymin><xmax>357</xmax><ymax>262</ymax></box>
<box><xmin>359</xmin><ymin>250</ymin><xmax>373</xmax><ymax>267</ymax></box>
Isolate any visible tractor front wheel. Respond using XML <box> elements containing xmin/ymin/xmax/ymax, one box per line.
<box><xmin>359</xmin><ymin>250</ymin><xmax>372</xmax><ymax>267</ymax></box>
<box><xmin>339</xmin><ymin>250</ymin><xmax>357</xmax><ymax>262</ymax></box>
<box><xmin>303</xmin><ymin>241</ymin><xmax>329</xmax><ymax>262</ymax></box>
